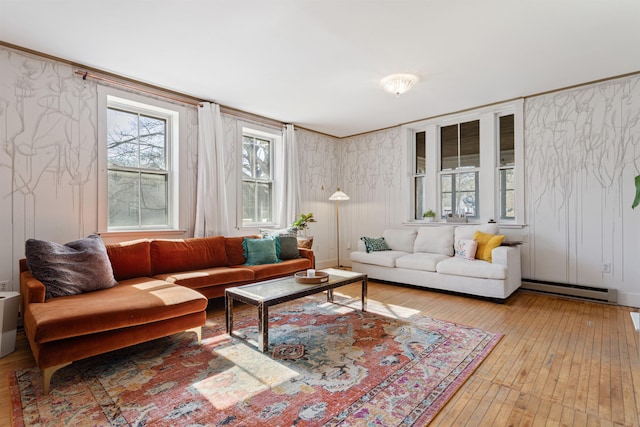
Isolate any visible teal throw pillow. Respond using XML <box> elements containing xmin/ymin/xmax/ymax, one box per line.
<box><xmin>360</xmin><ymin>236</ymin><xmax>391</xmax><ymax>253</ymax></box>
<box><xmin>242</xmin><ymin>238</ymin><xmax>282</xmax><ymax>266</ymax></box>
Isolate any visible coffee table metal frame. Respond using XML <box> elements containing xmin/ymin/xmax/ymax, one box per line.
<box><xmin>225</xmin><ymin>269</ymin><xmax>367</xmax><ymax>352</ymax></box>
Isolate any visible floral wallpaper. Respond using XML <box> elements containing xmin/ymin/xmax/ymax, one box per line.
<box><xmin>523</xmin><ymin>74</ymin><xmax>640</xmax><ymax>302</ymax></box>
<box><xmin>0</xmin><ymin>46</ymin><xmax>198</xmax><ymax>290</ymax></box>
<box><xmin>1</xmin><ymin>43</ymin><xmax>639</xmax><ymax>306</ymax></box>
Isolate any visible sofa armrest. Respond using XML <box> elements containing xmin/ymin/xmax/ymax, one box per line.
<box><xmin>491</xmin><ymin>246</ymin><xmax>514</xmax><ymax>266</ymax></box>
<box><xmin>491</xmin><ymin>245</ymin><xmax>522</xmax><ymax>294</ymax></box>
<box><xmin>299</xmin><ymin>248</ymin><xmax>315</xmax><ymax>268</ymax></box>
<box><xmin>20</xmin><ymin>271</ymin><xmax>46</xmax><ymax>304</ymax></box>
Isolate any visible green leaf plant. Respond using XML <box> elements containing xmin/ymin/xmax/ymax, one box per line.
<box><xmin>633</xmin><ymin>175</ymin><xmax>640</xmax><ymax>209</ymax></box>
<box><xmin>292</xmin><ymin>212</ymin><xmax>315</xmax><ymax>231</ymax></box>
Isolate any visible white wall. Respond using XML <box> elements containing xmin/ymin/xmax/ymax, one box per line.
<box><xmin>2</xmin><ymin>44</ymin><xmax>639</xmax><ymax>307</ymax></box>
<box><xmin>218</xmin><ymin>118</ymin><xmax>340</xmax><ymax>270</ymax></box>
<box><xmin>0</xmin><ymin>46</ymin><xmax>340</xmax><ymax>291</ymax></box>
<box><xmin>338</xmin><ymin>74</ymin><xmax>640</xmax><ymax>308</ymax></box>
<box><xmin>1</xmin><ymin>47</ymin><xmax>103</xmax><ymax>291</ymax></box>
<box><xmin>296</xmin><ymin>129</ymin><xmax>339</xmax><ymax>268</ymax></box>
<box><xmin>338</xmin><ymin>127</ymin><xmax>406</xmax><ymax>262</ymax></box>
<box><xmin>523</xmin><ymin>74</ymin><xmax>640</xmax><ymax>307</ymax></box>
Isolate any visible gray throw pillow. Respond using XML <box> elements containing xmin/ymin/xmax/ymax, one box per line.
<box><xmin>25</xmin><ymin>234</ymin><xmax>117</xmax><ymax>299</ymax></box>
<box><xmin>277</xmin><ymin>236</ymin><xmax>301</xmax><ymax>260</ymax></box>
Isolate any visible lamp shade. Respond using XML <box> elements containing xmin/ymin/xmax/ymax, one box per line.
<box><xmin>329</xmin><ymin>188</ymin><xmax>350</xmax><ymax>201</ymax></box>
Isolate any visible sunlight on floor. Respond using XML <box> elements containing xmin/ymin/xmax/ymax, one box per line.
<box><xmin>331</xmin><ymin>292</ymin><xmax>421</xmax><ymax>319</ymax></box>
<box><xmin>191</xmin><ymin>341</ymin><xmax>299</xmax><ymax>410</ymax></box>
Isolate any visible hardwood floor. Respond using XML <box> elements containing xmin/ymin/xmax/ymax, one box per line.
<box><xmin>1</xmin><ymin>282</ymin><xmax>638</xmax><ymax>426</ymax></box>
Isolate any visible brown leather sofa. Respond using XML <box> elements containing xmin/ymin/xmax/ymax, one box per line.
<box><xmin>19</xmin><ymin>235</ymin><xmax>314</xmax><ymax>394</ymax></box>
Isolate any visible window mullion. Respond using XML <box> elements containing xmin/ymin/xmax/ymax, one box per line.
<box><xmin>457</xmin><ymin>123</ymin><xmax>461</xmax><ymax>170</ymax></box>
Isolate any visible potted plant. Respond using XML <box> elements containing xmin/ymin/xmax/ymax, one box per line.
<box><xmin>292</xmin><ymin>213</ymin><xmax>315</xmax><ymax>248</ymax></box>
<box><xmin>423</xmin><ymin>210</ymin><xmax>436</xmax><ymax>222</ymax></box>
<box><xmin>292</xmin><ymin>212</ymin><xmax>315</xmax><ymax>233</ymax></box>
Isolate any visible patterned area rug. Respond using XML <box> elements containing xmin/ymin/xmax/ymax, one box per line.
<box><xmin>9</xmin><ymin>296</ymin><xmax>502</xmax><ymax>426</ymax></box>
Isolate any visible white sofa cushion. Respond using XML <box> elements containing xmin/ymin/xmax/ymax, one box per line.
<box><xmin>454</xmin><ymin>223</ymin><xmax>499</xmax><ymax>241</ymax></box>
<box><xmin>395</xmin><ymin>253</ymin><xmax>450</xmax><ymax>272</ymax></box>
<box><xmin>413</xmin><ymin>226</ymin><xmax>455</xmax><ymax>256</ymax></box>
<box><xmin>350</xmin><ymin>250</ymin><xmax>410</xmax><ymax>268</ymax></box>
<box><xmin>382</xmin><ymin>228</ymin><xmax>417</xmax><ymax>253</ymax></box>
<box><xmin>436</xmin><ymin>256</ymin><xmax>506</xmax><ymax>280</ymax></box>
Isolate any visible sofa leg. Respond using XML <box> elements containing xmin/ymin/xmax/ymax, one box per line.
<box><xmin>186</xmin><ymin>326</ymin><xmax>202</xmax><ymax>344</ymax></box>
<box><xmin>43</xmin><ymin>362</ymin><xmax>71</xmax><ymax>395</ymax></box>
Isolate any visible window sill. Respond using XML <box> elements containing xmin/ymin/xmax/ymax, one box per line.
<box><xmin>97</xmin><ymin>229</ymin><xmax>187</xmax><ymax>239</ymax></box>
<box><xmin>403</xmin><ymin>221</ymin><xmax>527</xmax><ymax>229</ymax></box>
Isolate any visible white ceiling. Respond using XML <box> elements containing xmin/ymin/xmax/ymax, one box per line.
<box><xmin>1</xmin><ymin>0</ymin><xmax>640</xmax><ymax>137</ymax></box>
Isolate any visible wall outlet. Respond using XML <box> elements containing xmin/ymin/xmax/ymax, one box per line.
<box><xmin>0</xmin><ymin>280</ymin><xmax>9</xmax><ymax>291</ymax></box>
<box><xmin>602</xmin><ymin>263</ymin><xmax>611</xmax><ymax>274</ymax></box>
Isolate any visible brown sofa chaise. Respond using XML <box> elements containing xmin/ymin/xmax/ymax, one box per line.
<box><xmin>19</xmin><ymin>235</ymin><xmax>314</xmax><ymax>394</ymax></box>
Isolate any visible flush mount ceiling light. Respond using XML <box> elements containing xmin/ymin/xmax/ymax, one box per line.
<box><xmin>380</xmin><ymin>73</ymin><xmax>419</xmax><ymax>96</ymax></box>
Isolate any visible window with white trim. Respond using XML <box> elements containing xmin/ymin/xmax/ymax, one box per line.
<box><xmin>97</xmin><ymin>86</ymin><xmax>182</xmax><ymax>232</ymax></box>
<box><xmin>412</xmin><ymin>131</ymin><xmax>426</xmax><ymax>219</ymax></box>
<box><xmin>439</xmin><ymin>120</ymin><xmax>480</xmax><ymax>219</ymax></box>
<box><xmin>407</xmin><ymin>100</ymin><xmax>524</xmax><ymax>224</ymax></box>
<box><xmin>107</xmin><ymin>107</ymin><xmax>170</xmax><ymax>227</ymax></box>
<box><xmin>238</xmin><ymin>123</ymin><xmax>283</xmax><ymax>227</ymax></box>
<box><xmin>242</xmin><ymin>133</ymin><xmax>273</xmax><ymax>225</ymax></box>
<box><xmin>498</xmin><ymin>114</ymin><xmax>515</xmax><ymax>220</ymax></box>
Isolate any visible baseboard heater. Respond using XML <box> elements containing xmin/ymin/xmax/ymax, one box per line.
<box><xmin>521</xmin><ymin>279</ymin><xmax>617</xmax><ymax>304</ymax></box>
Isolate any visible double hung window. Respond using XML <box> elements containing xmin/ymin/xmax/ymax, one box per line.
<box><xmin>242</xmin><ymin>133</ymin><xmax>273</xmax><ymax>225</ymax></box>
<box><xmin>97</xmin><ymin>85</ymin><xmax>183</xmax><ymax>233</ymax></box>
<box><xmin>412</xmin><ymin>131</ymin><xmax>426</xmax><ymax>219</ymax></box>
<box><xmin>407</xmin><ymin>100</ymin><xmax>523</xmax><ymax>224</ymax></box>
<box><xmin>498</xmin><ymin>114</ymin><xmax>515</xmax><ymax>220</ymax></box>
<box><xmin>439</xmin><ymin>120</ymin><xmax>480</xmax><ymax>219</ymax></box>
<box><xmin>107</xmin><ymin>107</ymin><xmax>169</xmax><ymax>228</ymax></box>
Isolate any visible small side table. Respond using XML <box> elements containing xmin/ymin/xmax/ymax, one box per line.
<box><xmin>0</xmin><ymin>292</ymin><xmax>20</xmax><ymax>358</ymax></box>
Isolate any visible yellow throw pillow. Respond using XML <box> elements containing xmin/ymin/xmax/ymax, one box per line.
<box><xmin>473</xmin><ymin>231</ymin><xmax>505</xmax><ymax>262</ymax></box>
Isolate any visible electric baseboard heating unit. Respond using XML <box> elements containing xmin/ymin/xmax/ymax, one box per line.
<box><xmin>521</xmin><ymin>279</ymin><xmax>617</xmax><ymax>304</ymax></box>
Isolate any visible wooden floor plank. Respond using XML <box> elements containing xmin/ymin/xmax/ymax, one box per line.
<box><xmin>578</xmin><ymin>305</ymin><xmax>602</xmax><ymax>415</ymax></box>
<box><xmin>539</xmin><ymin>300</ymin><xmax>572</xmax><ymax>403</ymax></box>
<box><xmin>2</xmin><ymin>282</ymin><xmax>639</xmax><ymax>427</ymax></box>
<box><xmin>477</xmin><ymin>384</ymin><xmax>513</xmax><ymax>426</ymax></box>
<box><xmin>617</xmin><ymin>310</ymin><xmax>640</xmax><ymax>427</ymax></box>
<box><xmin>463</xmin><ymin>379</ymin><xmax>497</xmax><ymax>424</ymax></box>
<box><xmin>550</xmin><ymin>299</ymin><xmax>580</xmax><ymax>405</ymax></box>
<box><xmin>598</xmin><ymin>307</ymin><xmax>614</xmax><ymax>421</ymax></box>
<box><xmin>558</xmin><ymin>299</ymin><xmax>589</xmax><ymax>408</ymax></box>
<box><xmin>490</xmin><ymin>387</ymin><xmax>522</xmax><ymax>426</ymax></box>
<box><xmin>572</xmin><ymin>409</ymin><xmax>588</xmax><ymax>427</ymax></box>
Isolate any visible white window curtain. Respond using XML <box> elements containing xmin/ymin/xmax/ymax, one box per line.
<box><xmin>194</xmin><ymin>102</ymin><xmax>229</xmax><ymax>237</ymax></box>
<box><xmin>275</xmin><ymin>124</ymin><xmax>300</xmax><ymax>228</ymax></box>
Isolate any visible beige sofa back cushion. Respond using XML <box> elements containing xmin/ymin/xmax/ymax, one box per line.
<box><xmin>382</xmin><ymin>228</ymin><xmax>417</xmax><ymax>253</ymax></box>
<box><xmin>454</xmin><ymin>223</ymin><xmax>499</xmax><ymax>241</ymax></box>
<box><xmin>414</xmin><ymin>226</ymin><xmax>455</xmax><ymax>256</ymax></box>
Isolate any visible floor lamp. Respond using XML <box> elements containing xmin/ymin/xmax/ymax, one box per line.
<box><xmin>329</xmin><ymin>188</ymin><xmax>350</xmax><ymax>268</ymax></box>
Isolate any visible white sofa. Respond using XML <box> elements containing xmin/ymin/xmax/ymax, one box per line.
<box><xmin>350</xmin><ymin>224</ymin><xmax>521</xmax><ymax>301</ymax></box>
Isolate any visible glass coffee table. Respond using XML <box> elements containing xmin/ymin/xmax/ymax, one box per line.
<box><xmin>225</xmin><ymin>268</ymin><xmax>367</xmax><ymax>352</ymax></box>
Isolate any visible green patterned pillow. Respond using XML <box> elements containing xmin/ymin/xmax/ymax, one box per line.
<box><xmin>360</xmin><ymin>236</ymin><xmax>391</xmax><ymax>253</ymax></box>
